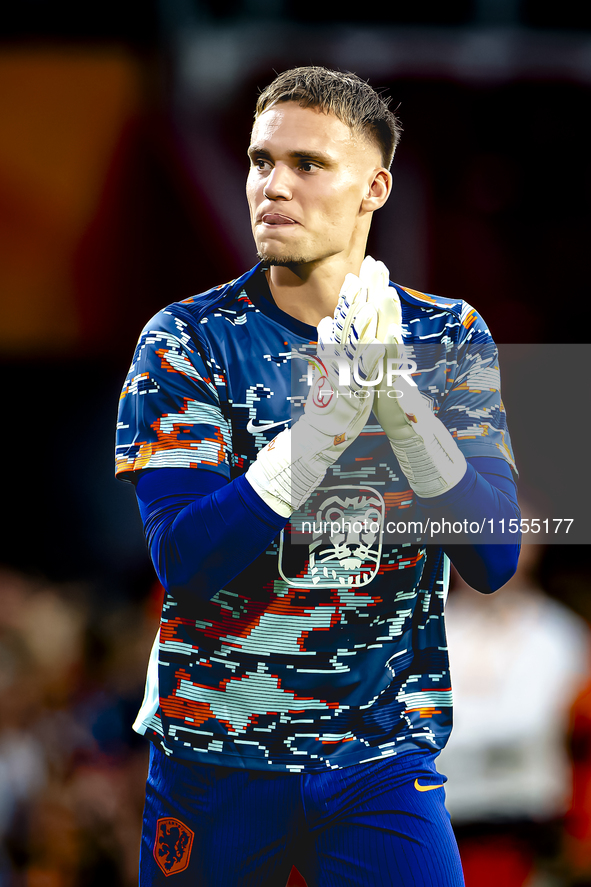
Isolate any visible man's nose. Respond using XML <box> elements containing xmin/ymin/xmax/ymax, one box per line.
<box><xmin>263</xmin><ymin>164</ymin><xmax>292</xmax><ymax>200</ymax></box>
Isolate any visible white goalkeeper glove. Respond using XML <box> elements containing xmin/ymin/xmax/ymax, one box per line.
<box><xmin>361</xmin><ymin>255</ymin><xmax>467</xmax><ymax>499</ymax></box>
<box><xmin>246</xmin><ymin>272</ymin><xmax>384</xmax><ymax>516</ymax></box>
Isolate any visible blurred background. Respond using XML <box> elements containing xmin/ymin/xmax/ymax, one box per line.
<box><xmin>0</xmin><ymin>1</ymin><xmax>590</xmax><ymax>884</ymax></box>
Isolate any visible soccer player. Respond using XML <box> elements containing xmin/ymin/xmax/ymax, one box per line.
<box><xmin>116</xmin><ymin>67</ymin><xmax>520</xmax><ymax>886</ymax></box>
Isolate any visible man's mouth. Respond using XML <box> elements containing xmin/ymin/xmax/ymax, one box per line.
<box><xmin>261</xmin><ymin>213</ymin><xmax>297</xmax><ymax>225</ymax></box>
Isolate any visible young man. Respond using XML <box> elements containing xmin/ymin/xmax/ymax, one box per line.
<box><xmin>116</xmin><ymin>67</ymin><xmax>520</xmax><ymax>886</ymax></box>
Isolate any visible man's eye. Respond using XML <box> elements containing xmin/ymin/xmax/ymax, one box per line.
<box><xmin>253</xmin><ymin>158</ymin><xmax>271</xmax><ymax>171</ymax></box>
<box><xmin>300</xmin><ymin>161</ymin><xmax>318</xmax><ymax>172</ymax></box>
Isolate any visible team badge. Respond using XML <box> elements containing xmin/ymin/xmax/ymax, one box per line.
<box><xmin>279</xmin><ymin>484</ymin><xmax>385</xmax><ymax>588</ymax></box>
<box><xmin>154</xmin><ymin>817</ymin><xmax>194</xmax><ymax>876</ymax></box>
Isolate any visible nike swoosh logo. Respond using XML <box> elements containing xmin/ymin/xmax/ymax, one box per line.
<box><xmin>414</xmin><ymin>779</ymin><xmax>444</xmax><ymax>792</ymax></box>
<box><xmin>246</xmin><ymin>418</ymin><xmax>291</xmax><ymax>434</ymax></box>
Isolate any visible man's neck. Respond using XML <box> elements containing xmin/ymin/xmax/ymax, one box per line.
<box><xmin>265</xmin><ymin>256</ymin><xmax>364</xmax><ymax>327</ymax></box>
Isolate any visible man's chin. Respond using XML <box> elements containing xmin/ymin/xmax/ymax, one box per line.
<box><xmin>257</xmin><ymin>250</ymin><xmax>310</xmax><ymax>267</ymax></box>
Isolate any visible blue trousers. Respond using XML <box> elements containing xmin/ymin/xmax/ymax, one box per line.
<box><xmin>140</xmin><ymin>744</ymin><xmax>464</xmax><ymax>886</ymax></box>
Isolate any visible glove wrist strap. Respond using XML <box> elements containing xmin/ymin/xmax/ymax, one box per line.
<box><xmin>389</xmin><ymin>419</ymin><xmax>467</xmax><ymax>498</ymax></box>
<box><xmin>245</xmin><ymin>427</ymin><xmax>331</xmax><ymax>517</ymax></box>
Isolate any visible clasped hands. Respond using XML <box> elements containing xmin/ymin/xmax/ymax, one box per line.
<box><xmin>246</xmin><ymin>256</ymin><xmax>467</xmax><ymax>517</ymax></box>
<box><xmin>303</xmin><ymin>256</ymin><xmax>467</xmax><ymax>501</ymax></box>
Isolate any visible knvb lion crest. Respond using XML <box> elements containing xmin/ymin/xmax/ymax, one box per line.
<box><xmin>154</xmin><ymin>817</ymin><xmax>194</xmax><ymax>877</ymax></box>
<box><xmin>279</xmin><ymin>485</ymin><xmax>385</xmax><ymax>588</ymax></box>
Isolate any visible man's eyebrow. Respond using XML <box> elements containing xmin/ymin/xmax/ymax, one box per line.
<box><xmin>247</xmin><ymin>145</ymin><xmax>270</xmax><ymax>159</ymax></box>
<box><xmin>290</xmin><ymin>150</ymin><xmax>334</xmax><ymax>166</ymax></box>
<box><xmin>247</xmin><ymin>145</ymin><xmax>334</xmax><ymax>165</ymax></box>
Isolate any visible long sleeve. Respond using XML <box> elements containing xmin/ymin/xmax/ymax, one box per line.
<box><xmin>135</xmin><ymin>455</ymin><xmax>518</xmax><ymax>601</ymax></box>
<box><xmin>418</xmin><ymin>455</ymin><xmax>520</xmax><ymax>593</ymax></box>
<box><xmin>135</xmin><ymin>468</ymin><xmax>288</xmax><ymax>602</ymax></box>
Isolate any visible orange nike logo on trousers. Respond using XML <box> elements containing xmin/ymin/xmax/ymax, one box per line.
<box><xmin>414</xmin><ymin>779</ymin><xmax>444</xmax><ymax>792</ymax></box>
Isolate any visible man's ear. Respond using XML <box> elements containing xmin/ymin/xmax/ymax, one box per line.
<box><xmin>362</xmin><ymin>168</ymin><xmax>392</xmax><ymax>213</ymax></box>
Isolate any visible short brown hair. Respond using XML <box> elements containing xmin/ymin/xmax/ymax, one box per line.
<box><xmin>255</xmin><ymin>66</ymin><xmax>402</xmax><ymax>169</ymax></box>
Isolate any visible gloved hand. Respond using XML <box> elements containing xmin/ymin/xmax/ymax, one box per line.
<box><xmin>361</xmin><ymin>255</ymin><xmax>467</xmax><ymax>498</ymax></box>
<box><xmin>246</xmin><ymin>271</ymin><xmax>384</xmax><ymax>515</ymax></box>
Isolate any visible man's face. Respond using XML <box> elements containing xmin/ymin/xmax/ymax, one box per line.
<box><xmin>247</xmin><ymin>102</ymin><xmax>383</xmax><ymax>267</ymax></box>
